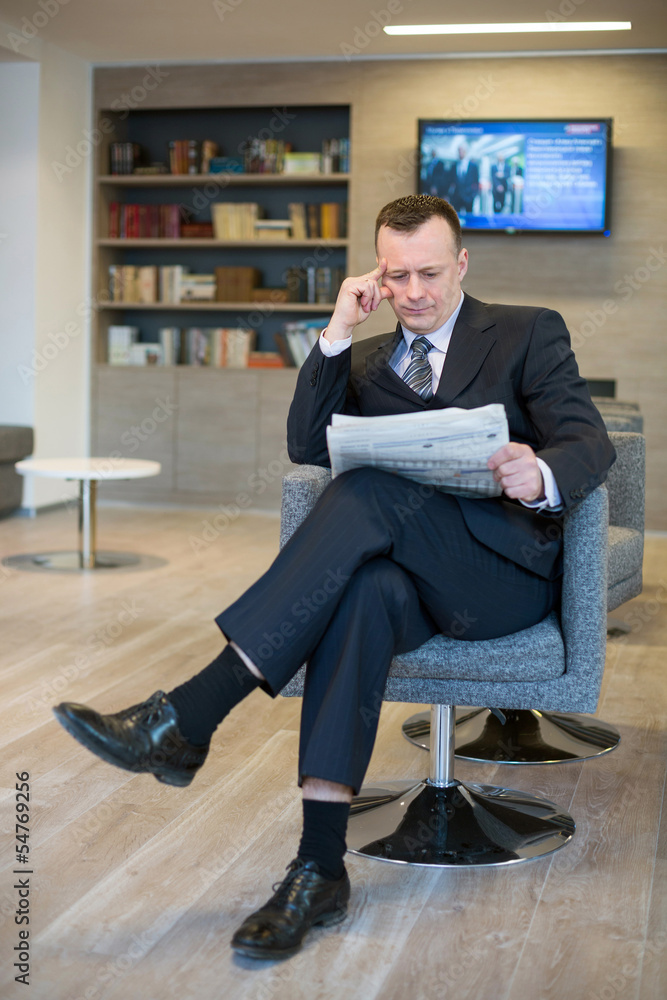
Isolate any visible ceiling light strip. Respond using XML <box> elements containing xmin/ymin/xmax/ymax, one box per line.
<box><xmin>384</xmin><ymin>22</ymin><xmax>632</xmax><ymax>36</ymax></box>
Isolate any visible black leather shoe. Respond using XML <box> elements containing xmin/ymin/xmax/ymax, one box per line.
<box><xmin>231</xmin><ymin>858</ymin><xmax>350</xmax><ymax>960</ymax></box>
<box><xmin>52</xmin><ymin>690</ymin><xmax>209</xmax><ymax>787</ymax></box>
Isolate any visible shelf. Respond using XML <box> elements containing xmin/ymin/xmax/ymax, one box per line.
<box><xmin>98</xmin><ymin>238</ymin><xmax>348</xmax><ymax>248</ymax></box>
<box><xmin>99</xmin><ymin>301</ymin><xmax>335</xmax><ymax>312</ymax></box>
<box><xmin>96</xmin><ymin>364</ymin><xmax>299</xmax><ymax>372</ymax></box>
<box><xmin>98</xmin><ymin>173</ymin><xmax>349</xmax><ymax>186</ymax></box>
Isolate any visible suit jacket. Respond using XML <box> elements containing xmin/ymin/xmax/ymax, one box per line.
<box><xmin>287</xmin><ymin>294</ymin><xmax>616</xmax><ymax>581</ymax></box>
<box><xmin>448</xmin><ymin>161</ymin><xmax>480</xmax><ymax>206</ymax></box>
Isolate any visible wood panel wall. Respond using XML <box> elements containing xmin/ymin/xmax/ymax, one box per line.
<box><xmin>95</xmin><ymin>54</ymin><xmax>667</xmax><ymax>528</ymax></box>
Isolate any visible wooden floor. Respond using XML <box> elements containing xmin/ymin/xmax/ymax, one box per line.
<box><xmin>0</xmin><ymin>504</ymin><xmax>666</xmax><ymax>1000</ymax></box>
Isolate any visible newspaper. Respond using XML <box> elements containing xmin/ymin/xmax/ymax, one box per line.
<box><xmin>326</xmin><ymin>403</ymin><xmax>509</xmax><ymax>498</ymax></box>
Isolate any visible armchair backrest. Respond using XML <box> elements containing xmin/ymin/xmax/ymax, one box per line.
<box><xmin>605</xmin><ymin>431</ymin><xmax>645</xmax><ymax>533</ymax></box>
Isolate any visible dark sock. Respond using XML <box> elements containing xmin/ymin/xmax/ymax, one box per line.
<box><xmin>297</xmin><ymin>799</ymin><xmax>350</xmax><ymax>881</ymax></box>
<box><xmin>167</xmin><ymin>644</ymin><xmax>260</xmax><ymax>746</ymax></box>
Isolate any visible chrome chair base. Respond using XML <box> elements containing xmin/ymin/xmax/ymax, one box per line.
<box><xmin>402</xmin><ymin>708</ymin><xmax>621</xmax><ymax>764</ymax></box>
<box><xmin>347</xmin><ymin>778</ymin><xmax>575</xmax><ymax>867</ymax></box>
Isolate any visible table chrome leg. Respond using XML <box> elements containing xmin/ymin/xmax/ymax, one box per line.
<box><xmin>78</xmin><ymin>479</ymin><xmax>97</xmax><ymax>569</ymax></box>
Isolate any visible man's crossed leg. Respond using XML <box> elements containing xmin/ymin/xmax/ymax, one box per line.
<box><xmin>53</xmin><ymin>469</ymin><xmax>558</xmax><ymax>958</ymax></box>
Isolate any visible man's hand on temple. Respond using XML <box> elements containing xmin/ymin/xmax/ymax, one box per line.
<box><xmin>324</xmin><ymin>259</ymin><xmax>393</xmax><ymax>343</ymax></box>
<box><xmin>488</xmin><ymin>443</ymin><xmax>545</xmax><ymax>503</ymax></box>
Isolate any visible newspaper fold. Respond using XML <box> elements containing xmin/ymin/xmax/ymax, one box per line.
<box><xmin>326</xmin><ymin>404</ymin><xmax>509</xmax><ymax>498</ymax></box>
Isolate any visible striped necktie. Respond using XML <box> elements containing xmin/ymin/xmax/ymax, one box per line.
<box><xmin>403</xmin><ymin>336</ymin><xmax>434</xmax><ymax>400</ymax></box>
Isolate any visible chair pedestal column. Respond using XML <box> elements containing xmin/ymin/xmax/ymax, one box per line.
<box><xmin>347</xmin><ymin>704</ymin><xmax>575</xmax><ymax>867</ymax></box>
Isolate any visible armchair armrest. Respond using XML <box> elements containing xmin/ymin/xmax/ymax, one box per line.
<box><xmin>560</xmin><ymin>485</ymin><xmax>609</xmax><ymax>681</ymax></box>
<box><xmin>280</xmin><ymin>465</ymin><xmax>332</xmax><ymax>548</ymax></box>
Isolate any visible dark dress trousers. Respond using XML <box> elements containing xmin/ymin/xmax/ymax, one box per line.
<box><xmin>216</xmin><ymin>294</ymin><xmax>615</xmax><ymax>791</ymax></box>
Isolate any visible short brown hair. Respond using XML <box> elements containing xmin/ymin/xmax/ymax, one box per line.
<box><xmin>375</xmin><ymin>195</ymin><xmax>462</xmax><ymax>255</ymax></box>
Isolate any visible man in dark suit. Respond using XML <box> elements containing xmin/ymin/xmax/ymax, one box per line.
<box><xmin>425</xmin><ymin>149</ymin><xmax>451</xmax><ymax>199</ymax></box>
<box><xmin>53</xmin><ymin>195</ymin><xmax>614</xmax><ymax>961</ymax></box>
<box><xmin>491</xmin><ymin>155</ymin><xmax>509</xmax><ymax>213</ymax></box>
<box><xmin>447</xmin><ymin>142</ymin><xmax>480</xmax><ymax>214</ymax></box>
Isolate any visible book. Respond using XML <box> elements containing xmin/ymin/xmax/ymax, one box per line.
<box><xmin>281</xmin><ymin>318</ymin><xmax>329</xmax><ymax>365</ymax></box>
<box><xmin>212</xmin><ymin>202</ymin><xmax>262</xmax><ymax>240</ymax></box>
<box><xmin>288</xmin><ymin>202</ymin><xmax>308</xmax><ymax>240</ymax></box>
<box><xmin>110</xmin><ymin>142</ymin><xmax>142</xmax><ymax>175</ymax></box>
<box><xmin>121</xmin><ymin>265</ymin><xmax>138</xmax><ymax>302</ymax></box>
<box><xmin>306</xmin><ymin>266</ymin><xmax>317</xmax><ymax>305</ymax></box>
<box><xmin>129</xmin><ymin>343</ymin><xmax>163</xmax><ymax>366</ymax></box>
<box><xmin>175</xmin><ymin>327</ymin><xmax>257</xmax><ymax>367</ymax></box>
<box><xmin>247</xmin><ymin>351</ymin><xmax>285</xmax><ymax>368</ymax></box>
<box><xmin>108</xmin><ymin>326</ymin><xmax>139</xmax><ymax>365</ymax></box>
<box><xmin>321</xmin><ymin>138</ymin><xmax>350</xmax><ymax>173</ymax></box>
<box><xmin>282</xmin><ymin>265</ymin><xmax>343</xmax><ymax>304</ymax></box>
<box><xmin>250</xmin><ymin>288</ymin><xmax>289</xmax><ymax>303</ymax></box>
<box><xmin>133</xmin><ymin>164</ymin><xmax>168</xmax><ymax>175</ymax></box>
<box><xmin>158</xmin><ymin>327</ymin><xmax>182</xmax><ymax>365</ymax></box>
<box><xmin>158</xmin><ymin>265</ymin><xmax>188</xmax><ymax>303</ymax></box>
<box><xmin>284</xmin><ymin>266</ymin><xmax>307</xmax><ymax>303</ymax></box>
<box><xmin>184</xmin><ymin>328</ymin><xmax>211</xmax><ymax>366</ymax></box>
<box><xmin>282</xmin><ymin>151</ymin><xmax>322</xmax><ymax>174</ymax></box>
<box><xmin>209</xmin><ymin>156</ymin><xmax>245</xmax><ymax>174</ymax></box>
<box><xmin>168</xmin><ymin>139</ymin><xmax>205</xmax><ymax>174</ymax></box>
<box><xmin>224</xmin><ymin>328</ymin><xmax>255</xmax><ymax>368</ymax></box>
<box><xmin>242</xmin><ymin>138</ymin><xmax>291</xmax><ymax>174</ymax></box>
<box><xmin>181</xmin><ymin>222</ymin><xmax>214</xmax><ymax>239</ymax></box>
<box><xmin>108</xmin><ymin>203</ymin><xmax>182</xmax><ymax>239</ymax></box>
<box><xmin>137</xmin><ymin>266</ymin><xmax>158</xmax><ymax>303</ymax></box>
<box><xmin>180</xmin><ymin>274</ymin><xmax>216</xmax><ymax>301</ymax></box>
<box><xmin>254</xmin><ymin>219</ymin><xmax>292</xmax><ymax>240</ymax></box>
<box><xmin>273</xmin><ymin>332</ymin><xmax>295</xmax><ymax>367</ymax></box>
<box><xmin>214</xmin><ymin>266</ymin><xmax>261</xmax><ymax>302</ymax></box>
<box><xmin>315</xmin><ymin>267</ymin><xmax>333</xmax><ymax>304</ymax></box>
<box><xmin>306</xmin><ymin>203</ymin><xmax>320</xmax><ymax>239</ymax></box>
<box><xmin>200</xmin><ymin>140</ymin><xmax>218</xmax><ymax>174</ymax></box>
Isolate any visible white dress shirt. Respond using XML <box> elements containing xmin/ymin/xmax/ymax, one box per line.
<box><xmin>318</xmin><ymin>292</ymin><xmax>562</xmax><ymax>512</ymax></box>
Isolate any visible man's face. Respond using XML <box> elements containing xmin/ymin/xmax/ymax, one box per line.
<box><xmin>376</xmin><ymin>217</ymin><xmax>468</xmax><ymax>335</ymax></box>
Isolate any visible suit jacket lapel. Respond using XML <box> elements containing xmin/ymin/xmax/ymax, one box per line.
<box><xmin>433</xmin><ymin>295</ymin><xmax>497</xmax><ymax>406</ymax></box>
<box><xmin>363</xmin><ymin>324</ymin><xmax>423</xmax><ymax>405</ymax></box>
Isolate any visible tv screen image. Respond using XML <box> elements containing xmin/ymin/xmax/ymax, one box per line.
<box><xmin>418</xmin><ymin>119</ymin><xmax>612</xmax><ymax>234</ymax></box>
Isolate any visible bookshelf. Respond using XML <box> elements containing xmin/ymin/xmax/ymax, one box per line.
<box><xmin>93</xmin><ymin>104</ymin><xmax>350</xmax><ymax>365</ymax></box>
<box><xmin>91</xmin><ymin>102</ymin><xmax>350</xmax><ymax>506</ymax></box>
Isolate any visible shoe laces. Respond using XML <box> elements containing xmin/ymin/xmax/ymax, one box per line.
<box><xmin>270</xmin><ymin>859</ymin><xmax>313</xmax><ymax>900</ymax></box>
<box><xmin>117</xmin><ymin>692</ymin><xmax>168</xmax><ymax>726</ymax></box>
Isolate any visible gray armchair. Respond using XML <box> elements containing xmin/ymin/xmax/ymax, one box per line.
<box><xmin>401</xmin><ymin>430</ymin><xmax>645</xmax><ymax>764</ymax></box>
<box><xmin>279</xmin><ymin>464</ymin><xmax>611</xmax><ymax>866</ymax></box>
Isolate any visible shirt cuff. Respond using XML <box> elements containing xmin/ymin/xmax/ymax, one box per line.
<box><xmin>319</xmin><ymin>330</ymin><xmax>353</xmax><ymax>356</ymax></box>
<box><xmin>521</xmin><ymin>458</ymin><xmax>563</xmax><ymax>513</ymax></box>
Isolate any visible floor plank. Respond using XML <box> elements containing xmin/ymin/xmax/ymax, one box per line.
<box><xmin>0</xmin><ymin>506</ymin><xmax>665</xmax><ymax>1000</ymax></box>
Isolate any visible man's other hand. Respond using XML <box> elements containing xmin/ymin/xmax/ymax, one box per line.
<box><xmin>488</xmin><ymin>443</ymin><xmax>545</xmax><ymax>503</ymax></box>
<box><xmin>324</xmin><ymin>259</ymin><xmax>393</xmax><ymax>343</ymax></box>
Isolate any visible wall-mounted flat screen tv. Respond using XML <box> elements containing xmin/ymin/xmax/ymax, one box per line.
<box><xmin>418</xmin><ymin>119</ymin><xmax>612</xmax><ymax>234</ymax></box>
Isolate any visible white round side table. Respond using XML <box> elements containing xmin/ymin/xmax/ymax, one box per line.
<box><xmin>4</xmin><ymin>457</ymin><xmax>161</xmax><ymax>571</ymax></box>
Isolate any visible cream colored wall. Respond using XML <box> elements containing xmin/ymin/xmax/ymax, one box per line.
<box><xmin>0</xmin><ymin>31</ymin><xmax>90</xmax><ymax>511</ymax></box>
<box><xmin>0</xmin><ymin>60</ymin><xmax>39</xmax><ymax>432</ymax></box>
<box><xmin>31</xmin><ymin>42</ymin><xmax>91</xmax><ymax>508</ymax></box>
<box><xmin>95</xmin><ymin>53</ymin><xmax>667</xmax><ymax>527</ymax></box>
